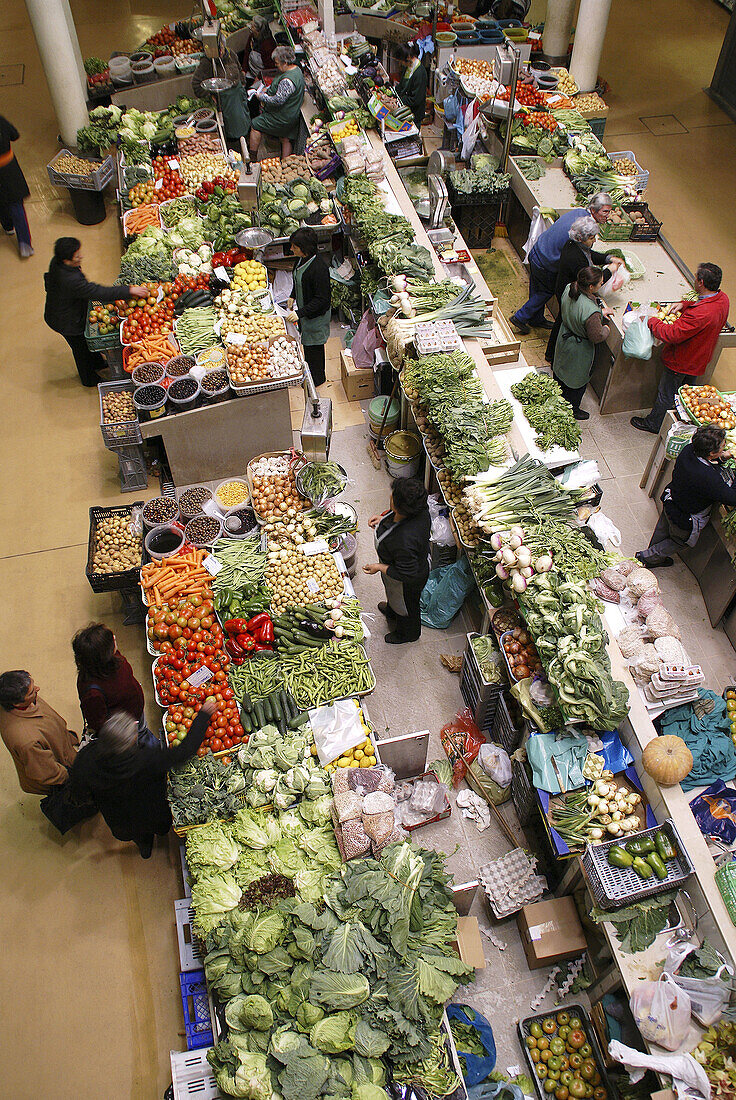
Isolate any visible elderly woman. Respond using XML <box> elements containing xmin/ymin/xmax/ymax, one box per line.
<box><xmin>243</xmin><ymin>15</ymin><xmax>276</xmax><ymax>79</ymax></box>
<box><xmin>545</xmin><ymin>215</ymin><xmax>621</xmax><ymax>361</ymax></box>
<box><xmin>552</xmin><ymin>266</ymin><xmax>614</xmax><ymax>420</ymax></box>
<box><xmin>249</xmin><ymin>46</ymin><xmax>305</xmax><ymax>159</ymax></box>
<box><xmin>364</xmin><ymin>478</ymin><xmax>431</xmax><ymax>645</ymax></box>
<box><xmin>70</xmin><ymin>699</ymin><xmax>215</xmax><ymax>858</ymax></box>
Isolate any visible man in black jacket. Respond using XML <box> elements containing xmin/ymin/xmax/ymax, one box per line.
<box><xmin>44</xmin><ymin>236</ymin><xmax>147</xmax><ymax>386</ymax></box>
<box><xmin>636</xmin><ymin>425</ymin><xmax>736</xmax><ymax>567</ymax></box>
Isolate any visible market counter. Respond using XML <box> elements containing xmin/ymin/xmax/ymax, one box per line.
<box><xmin>486</xmin><ymin>136</ymin><xmax>736</xmax><ymax>413</ymax></box>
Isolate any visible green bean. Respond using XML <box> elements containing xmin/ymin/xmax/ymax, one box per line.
<box><xmin>228</xmin><ymin>657</ymin><xmax>284</xmax><ymax>702</ymax></box>
<box><xmin>280</xmin><ymin>640</ymin><xmax>373</xmax><ymax>708</ymax></box>
<box><xmin>213</xmin><ymin>538</ymin><xmax>267</xmax><ymax>590</ymax></box>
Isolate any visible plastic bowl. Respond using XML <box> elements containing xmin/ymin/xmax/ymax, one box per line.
<box><xmin>214</xmin><ymin>478</ymin><xmax>250</xmax><ymax>513</ymax></box>
<box><xmin>142</xmin><ymin>496</ymin><xmax>180</xmax><ymax>530</ymax></box>
<box><xmin>184</xmin><ymin>513</ymin><xmax>223</xmax><ymax>548</ymax></box>
<box><xmin>436</xmin><ymin>31</ymin><xmax>457</xmax><ymax>44</ymax></box>
<box><xmin>145</xmin><ymin>523</ymin><xmax>185</xmax><ymax>560</ymax></box>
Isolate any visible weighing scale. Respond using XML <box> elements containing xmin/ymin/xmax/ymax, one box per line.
<box><xmin>300</xmin><ymin>367</ymin><xmax>332</xmax><ymax>462</ymax></box>
<box><xmin>236</xmin><ymin>138</ymin><xmax>260</xmax><ymax>214</ymax></box>
<box><xmin>234</xmin><ymin>226</ymin><xmax>274</xmax><ymax>259</ymax></box>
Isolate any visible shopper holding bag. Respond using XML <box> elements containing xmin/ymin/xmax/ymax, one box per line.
<box><xmin>552</xmin><ymin>266</ymin><xmax>614</xmax><ymax>420</ymax></box>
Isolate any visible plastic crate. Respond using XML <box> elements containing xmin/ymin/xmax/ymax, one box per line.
<box><xmin>180</xmin><ymin>971</ymin><xmax>214</xmax><ymax>1050</ymax></box>
<box><xmin>492</xmin><ymin>691</ymin><xmax>525</xmax><ymax>755</ymax></box>
<box><xmin>598</xmin><ymin>208</ymin><xmax>633</xmax><ymax>242</ymax></box>
<box><xmin>460</xmin><ymin>666</ymin><xmax>500</xmax><ymax>730</ymax></box>
<box><xmin>511</xmin><ymin>757</ymin><xmax>537</xmax><ymax>826</ymax></box>
<box><xmin>462</xmin><ymin>634</ymin><xmax>505</xmax><ymax>700</ymax></box>
<box><xmin>610</xmin><ymin>149</ymin><xmax>649</xmax><ymax>192</ymax></box>
<box><xmin>47</xmin><ymin>148</ymin><xmax>115</xmax><ymax>191</ymax></box>
<box><xmin>85</xmin><ymin>503</ymin><xmax>144</xmax><ymax>593</ymax></box>
<box><xmin>581</xmin><ymin>818</ymin><xmax>693</xmax><ymax>909</ymax></box>
<box><xmin>175</xmin><ymin>898</ymin><xmax>205</xmax><ymax>971</ymax></box>
<box><xmin>623</xmin><ymin>200</ymin><xmax>662</xmax><ymax>242</ymax></box>
<box><xmin>451</xmin><ymin>198</ymin><xmax>506</xmax><ymax>248</ymax></box>
<box><xmin>117</xmin><ymin>445</ymin><xmax>148</xmax><ymax>493</ymax></box>
<box><xmin>85</xmin><ymin>304</ymin><xmax>123</xmax><ymax>352</ymax></box>
<box><xmin>99</xmin><ymin>380</ymin><xmax>142</xmax><ymax>449</ymax></box>
<box><xmin>589</xmin><ymin>116</ymin><xmax>607</xmax><ymax>140</ymax></box>
<box><xmin>170</xmin><ymin>1048</ymin><xmax>222</xmax><ymax>1100</ymax></box>
<box><xmin>447</xmin><ymin>178</ymin><xmax>509</xmax><ymax>208</ymax></box>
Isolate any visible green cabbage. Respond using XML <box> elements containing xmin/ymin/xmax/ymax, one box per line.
<box><xmin>310</xmin><ymin>971</ymin><xmax>371</xmax><ymax>1011</ymax></box>
<box><xmin>243</xmin><ymin>909</ymin><xmax>288</xmax><ymax>954</ymax></box>
<box><xmin>185</xmin><ymin>822</ymin><xmax>239</xmax><ymax>872</ymax></box>
<box><xmin>232</xmin><ymin>808</ymin><xmax>281</xmax><ymax>850</ymax></box>
<box><xmin>310</xmin><ymin>1012</ymin><xmax>357</xmax><ymax>1053</ymax></box>
<box><xmin>225</xmin><ymin>993</ymin><xmax>274</xmax><ymax>1032</ymax></box>
<box><xmin>191</xmin><ymin>871</ymin><xmax>241</xmax><ymax>934</ymax></box>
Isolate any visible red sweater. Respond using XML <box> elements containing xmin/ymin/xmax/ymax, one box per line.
<box><xmin>77</xmin><ymin>654</ymin><xmax>144</xmax><ymax>735</ymax></box>
<box><xmin>648</xmin><ymin>291</ymin><xmax>729</xmax><ymax>377</ymax></box>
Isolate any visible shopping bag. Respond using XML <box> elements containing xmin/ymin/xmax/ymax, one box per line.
<box><xmin>446</xmin><ymin>1004</ymin><xmax>496</xmax><ymax>1086</ymax></box>
<box><xmin>622</xmin><ymin>318</ymin><xmax>654</xmax><ymax>360</ymax></box>
<box><xmin>523</xmin><ymin>206</ymin><xmax>553</xmax><ymax>264</ymax></box>
<box><xmin>663</xmin><ymin>940</ymin><xmax>732</xmax><ymax>1026</ymax></box>
<box><xmin>39</xmin><ymin>782</ymin><xmax>97</xmax><ymax>835</ymax></box>
<box><xmin>599</xmin><ymin>264</ymin><xmax>630</xmax><ymax>297</ymax></box>
<box><xmin>440</xmin><ymin>708</ymin><xmax>485</xmax><ymax>787</ymax></box>
<box><xmin>420</xmin><ymin>557</ymin><xmax>475</xmax><ymax>629</ymax></box>
<box><xmin>630</xmin><ymin>973</ymin><xmax>691</xmax><ymax>1050</ymax></box>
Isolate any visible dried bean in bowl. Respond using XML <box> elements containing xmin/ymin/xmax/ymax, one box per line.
<box><xmin>201</xmin><ymin>368</ymin><xmax>228</xmax><ymax>393</ymax></box>
<box><xmin>142</xmin><ymin>496</ymin><xmax>179</xmax><ymax>525</ymax></box>
<box><xmin>166</xmin><ymin>355</ymin><xmax>195</xmax><ymax>378</ymax></box>
<box><xmin>134</xmin><ymin>384</ymin><xmax>166</xmax><ymax>407</ymax></box>
<box><xmin>101</xmin><ymin>391</ymin><xmax>136</xmax><ymax>423</ymax></box>
<box><xmin>168</xmin><ymin>378</ymin><xmax>198</xmax><ymax>401</ymax></box>
<box><xmin>132</xmin><ymin>362</ymin><xmax>165</xmax><ymax>385</ymax></box>
<box><xmin>179</xmin><ymin>486</ymin><xmax>212</xmax><ymax>517</ymax></box>
<box><xmin>185</xmin><ymin>514</ymin><xmax>222</xmax><ymax>545</ymax></box>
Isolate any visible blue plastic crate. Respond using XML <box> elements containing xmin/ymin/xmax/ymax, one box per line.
<box><xmin>180</xmin><ymin>970</ymin><xmax>214</xmax><ymax>1050</ymax></box>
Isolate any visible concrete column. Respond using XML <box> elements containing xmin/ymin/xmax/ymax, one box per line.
<box><xmin>542</xmin><ymin>0</ymin><xmax>576</xmax><ymax>64</ymax></box>
<box><xmin>318</xmin><ymin>0</ymin><xmax>335</xmax><ymax>40</ymax></box>
<box><xmin>569</xmin><ymin>0</ymin><xmax>612</xmax><ymax>93</ymax></box>
<box><xmin>60</xmin><ymin>0</ymin><xmax>88</xmax><ymax>91</ymax></box>
<box><xmin>24</xmin><ymin>0</ymin><xmax>89</xmax><ymax>146</ymax></box>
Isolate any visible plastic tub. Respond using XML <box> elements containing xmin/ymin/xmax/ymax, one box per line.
<box><xmin>145</xmin><ymin>523</ymin><xmax>185</xmax><ymax>559</ymax></box>
<box><xmin>142</xmin><ymin>496</ymin><xmax>180</xmax><ymax>530</ymax></box>
<box><xmin>109</xmin><ymin>56</ymin><xmax>132</xmax><ymax>73</ymax></box>
<box><xmin>368</xmin><ymin>395</ymin><xmax>400</xmax><ymax>435</ymax></box>
<box><xmin>436</xmin><ymin>31</ymin><xmax>457</xmax><ymax>44</ymax></box>
<box><xmin>197</xmin><ymin>346</ymin><xmax>227</xmax><ymax>370</ymax></box>
<box><xmin>196</xmin><ymin>119</ymin><xmax>218</xmax><ymax>133</ymax></box>
<box><xmin>222</xmin><ymin>505</ymin><xmax>259</xmax><ymax>538</ymax></box>
<box><xmin>131</xmin><ymin>362</ymin><xmax>165</xmax><ymax>387</ymax></box>
<box><xmin>184</xmin><ymin>513</ymin><xmax>223</xmax><ymax>548</ymax></box>
<box><xmin>338</xmin><ymin>532</ymin><xmax>357</xmax><ymax>577</ymax></box>
<box><xmin>132</xmin><ymin>60</ymin><xmax>155</xmax><ymax>82</ymax></box>
<box><xmin>200</xmin><ymin>368</ymin><xmax>230</xmax><ymax>404</ymax></box>
<box><xmin>165</xmin><ymin>354</ymin><xmax>195</xmax><ymax>380</ymax></box>
<box><xmin>530</xmin><ymin>58</ymin><xmax>550</xmax><ymax>71</ymax></box>
<box><xmin>214</xmin><ymin>478</ymin><xmax>250</xmax><ymax>512</ymax></box>
<box><xmin>385</xmin><ymin>430</ymin><xmax>422</xmax><ymax>478</ymax></box>
<box><xmin>130</xmin><ymin>50</ymin><xmax>153</xmax><ymax>63</ymax></box>
<box><xmin>192</xmin><ymin>108</ymin><xmax>215</xmax><ymax>121</ymax></box>
<box><xmin>153</xmin><ymin>55</ymin><xmax>176</xmax><ymax>75</ymax></box>
<box><xmin>133</xmin><ymin>383</ymin><xmax>167</xmax><ymax>420</ymax></box>
<box><xmin>172</xmin><ymin>114</ymin><xmax>191</xmax><ymax>128</ymax></box>
<box><xmin>178</xmin><ymin>486</ymin><xmax>212</xmax><ymax>521</ymax></box>
<box><xmin>167</xmin><ymin>376</ymin><xmax>200</xmax><ymax>413</ymax></box>
<box><xmin>111</xmin><ymin>71</ymin><xmax>134</xmax><ymax>87</ymax></box>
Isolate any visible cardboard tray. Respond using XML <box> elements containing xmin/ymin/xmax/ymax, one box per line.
<box><xmin>518</xmin><ymin>1003</ymin><xmax>614</xmax><ymax>1100</ymax></box>
<box><xmin>538</xmin><ymin>765</ymin><xmax>656</xmax><ymax>858</ymax></box>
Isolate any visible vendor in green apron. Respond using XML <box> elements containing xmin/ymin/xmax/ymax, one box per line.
<box><xmin>250</xmin><ymin>46</ymin><xmax>305</xmax><ymax>159</ymax></box>
<box><xmin>192</xmin><ymin>45</ymin><xmax>251</xmax><ymax>146</ymax></box>
<box><xmin>285</xmin><ymin>227</ymin><xmax>331</xmax><ymax>387</ymax></box>
<box><xmin>396</xmin><ymin>42</ymin><xmax>428</xmax><ymax>130</ymax></box>
<box><xmin>552</xmin><ymin>265</ymin><xmax>614</xmax><ymax>421</ymax></box>
<box><xmin>364</xmin><ymin>478</ymin><xmax>431</xmax><ymax>645</ymax></box>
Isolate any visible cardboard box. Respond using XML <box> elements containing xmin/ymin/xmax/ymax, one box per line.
<box><xmin>340</xmin><ymin>350</ymin><xmax>374</xmax><ymax>403</ymax></box>
<box><xmin>455</xmin><ymin>915</ymin><xmax>486</xmax><ymax>969</ymax></box>
<box><xmin>516</xmin><ymin>896</ymin><xmax>586</xmax><ymax>971</ymax></box>
<box><xmin>651</xmin><ymin>1091</ymin><xmax>676</xmax><ymax>1100</ymax></box>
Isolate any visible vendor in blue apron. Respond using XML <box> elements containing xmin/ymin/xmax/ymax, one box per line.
<box><xmin>636</xmin><ymin>424</ymin><xmax>736</xmax><ymax>568</ymax></box>
<box><xmin>285</xmin><ymin>227</ymin><xmax>331</xmax><ymax>387</ymax></box>
<box><xmin>364</xmin><ymin>478</ymin><xmax>431</xmax><ymax>644</ymax></box>
<box><xmin>192</xmin><ymin>44</ymin><xmax>251</xmax><ymax>146</ymax></box>
<box><xmin>249</xmin><ymin>45</ymin><xmax>305</xmax><ymax>160</ymax></box>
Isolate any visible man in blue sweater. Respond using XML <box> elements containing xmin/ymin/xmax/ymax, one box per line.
<box><xmin>510</xmin><ymin>192</ymin><xmax>615</xmax><ymax>335</ymax></box>
<box><xmin>636</xmin><ymin>425</ymin><xmax>736</xmax><ymax>567</ymax></box>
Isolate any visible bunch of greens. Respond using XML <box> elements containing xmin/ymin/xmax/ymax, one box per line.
<box><xmin>448</xmin><ymin>167</ymin><xmax>511</xmax><ymax>198</ymax></box>
<box><xmin>511</xmin><ymin>371</ymin><xmax>581</xmax><ymax>453</ymax></box>
<box><xmin>589</xmin><ymin>891</ymin><xmax>677</xmax><ymax>954</ymax></box>
<box><xmin>522</xmin><ymin>519</ymin><xmax>615</xmax><ymax>581</ymax></box>
<box><xmin>339</xmin><ymin>175</ymin><xmax>434</xmax><ymax>281</ymax></box>
<box><xmin>76</xmin><ymin>104</ymin><xmax>122</xmax><ymax>155</ymax></box>
<box><xmin>169</xmin><ymin>752</ymin><xmax>246</xmax><ymax>828</ymax></box>
<box><xmin>84</xmin><ymin>56</ymin><xmax>108</xmax><ymax>75</ymax></box>
<box><xmin>359</xmin><ymin>264</ymin><xmax>383</xmax><ymax>298</ymax></box>
<box><xmin>505</xmin><ymin>118</ymin><xmax>567</xmax><ymax>162</ymax></box>
<box><xmin>120</xmin><ymin>226</ymin><xmax>175</xmax><ymax>283</ymax></box>
<box><xmin>515</xmin><ymin>157</ymin><xmax>546</xmax><ymax>181</ymax></box>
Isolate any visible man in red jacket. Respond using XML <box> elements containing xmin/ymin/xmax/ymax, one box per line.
<box><xmin>631</xmin><ymin>262</ymin><xmax>730</xmax><ymax>433</ymax></box>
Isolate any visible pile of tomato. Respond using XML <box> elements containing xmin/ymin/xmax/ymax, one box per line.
<box><xmin>151</xmin><ymin>600</ymin><xmax>245</xmax><ymax>754</ymax></box>
<box><xmin>522</xmin><ymin>110</ymin><xmax>558</xmax><ymax>131</ymax></box>
<box><xmin>152</xmin><ymin>156</ymin><xmax>188</xmax><ymax>200</ymax></box>
<box><xmin>128</xmin><ymin>180</ymin><xmax>157</xmax><ymax>207</ymax></box>
<box><xmin>194</xmin><ymin>176</ymin><xmax>238</xmax><ymax>201</ymax></box>
<box><xmin>120</xmin><ymin>273</ymin><xmax>210</xmax><ymax>342</ymax></box>
<box><xmin>524</xmin><ymin>1011</ymin><xmax>607</xmax><ymax>1100</ymax></box>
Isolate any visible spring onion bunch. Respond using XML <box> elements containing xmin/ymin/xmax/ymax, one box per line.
<box><xmin>464</xmin><ymin>455</ymin><xmax>581</xmax><ymax>532</ymax></box>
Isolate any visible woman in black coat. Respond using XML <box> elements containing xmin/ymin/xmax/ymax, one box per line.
<box><xmin>545</xmin><ymin>215</ymin><xmax>620</xmax><ymax>362</ymax></box>
<box><xmin>364</xmin><ymin>478</ymin><xmax>431</xmax><ymax>644</ymax></box>
<box><xmin>0</xmin><ymin>115</ymin><xmax>32</xmax><ymax>258</ymax></box>
<box><xmin>44</xmin><ymin>237</ymin><xmax>147</xmax><ymax>386</ymax></box>
<box><xmin>70</xmin><ymin>699</ymin><xmax>215</xmax><ymax>858</ymax></box>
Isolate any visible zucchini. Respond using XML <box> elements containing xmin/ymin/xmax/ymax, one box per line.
<box><xmin>284</xmin><ymin>692</ymin><xmax>298</xmax><ymax>720</ymax></box>
<box><xmin>279</xmin><ymin>691</ymin><xmax>291</xmax><ymax>724</ymax></box>
<box><xmin>241</xmin><ymin>692</ymin><xmax>253</xmax><ymax>714</ymax></box>
<box><xmin>253</xmin><ymin>699</ymin><xmax>266</xmax><ymax>730</ymax></box>
<box><xmin>288</xmin><ymin>711</ymin><xmax>310</xmax><ymax>730</ymax></box>
<box><xmin>262</xmin><ymin>694</ymin><xmax>273</xmax><ymax>724</ymax></box>
<box><xmin>239</xmin><ymin>708</ymin><xmax>252</xmax><ymax>733</ymax></box>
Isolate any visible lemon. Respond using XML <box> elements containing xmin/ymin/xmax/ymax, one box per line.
<box><xmin>337</xmin><ymin>757</ymin><xmax>351</xmax><ymax>767</ymax></box>
<box><xmin>366</xmin><ymin>755</ymin><xmax>376</xmax><ymax>766</ymax></box>
<box><xmin>354</xmin><ymin>748</ymin><xmax>364</xmax><ymax>759</ymax></box>
<box><xmin>360</xmin><ymin>758</ymin><xmax>373</xmax><ymax>767</ymax></box>
<box><xmin>310</xmin><ymin>743</ymin><xmax>317</xmax><ymax>756</ymax></box>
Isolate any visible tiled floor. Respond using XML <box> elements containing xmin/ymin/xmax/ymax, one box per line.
<box><xmin>0</xmin><ymin>0</ymin><xmax>735</xmax><ymax>1093</ymax></box>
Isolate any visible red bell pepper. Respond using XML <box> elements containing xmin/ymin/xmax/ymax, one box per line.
<box><xmin>258</xmin><ymin>619</ymin><xmax>275</xmax><ymax>644</ymax></box>
<box><xmin>252</xmin><ymin>643</ymin><xmax>273</xmax><ymax>652</ymax></box>
<box><xmin>237</xmin><ymin>633</ymin><xmax>256</xmax><ymax>652</ymax></box>
<box><xmin>224</xmin><ymin>618</ymin><xmax>248</xmax><ymax>635</ymax></box>
<box><xmin>225</xmin><ymin>638</ymin><xmax>246</xmax><ymax>660</ymax></box>
<box><xmin>246</xmin><ymin>612</ymin><xmax>271</xmax><ymax>633</ymax></box>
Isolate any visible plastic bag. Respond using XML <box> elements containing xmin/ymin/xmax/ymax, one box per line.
<box><xmin>630</xmin><ymin>973</ymin><xmax>691</xmax><ymax>1050</ymax></box>
<box><xmin>420</xmin><ymin>557</ymin><xmax>476</xmax><ymax>630</ymax></box>
<box><xmin>478</xmin><ymin>744</ymin><xmax>511</xmax><ymax>787</ymax></box>
<box><xmin>523</xmin><ymin>206</ymin><xmax>553</xmax><ymax>264</ymax></box>
<box><xmin>599</xmin><ymin>264</ymin><xmax>630</xmax><ymax>296</ymax></box>
<box><xmin>664</xmin><ymin>940</ymin><xmax>733</xmax><ymax>1027</ymax></box>
<box><xmin>428</xmin><ymin>493</ymin><xmax>455</xmax><ymax>548</ymax></box>
<box><xmin>446</xmin><ymin>1005</ymin><xmax>496</xmax><ymax>1087</ymax></box>
<box><xmin>690</xmin><ymin>780</ymin><xmax>736</xmax><ymax>845</ymax></box>
<box><xmin>350</xmin><ymin>308</ymin><xmax>383</xmax><ymax>370</ymax></box>
<box><xmin>440</xmin><ymin>707</ymin><xmax>485</xmax><ymax>787</ymax></box>
<box><xmin>622</xmin><ymin>318</ymin><xmax>654</xmax><ymax>360</ymax></box>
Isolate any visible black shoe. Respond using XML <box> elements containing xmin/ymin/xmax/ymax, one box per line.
<box><xmin>136</xmin><ymin>839</ymin><xmax>154</xmax><ymax>858</ymax></box>
<box><xmin>384</xmin><ymin>632</ymin><xmax>417</xmax><ymax>644</ymax></box>
<box><xmin>635</xmin><ymin>551</ymin><xmax>674</xmax><ymax>568</ymax></box>
<box><xmin>573</xmin><ymin>409</ymin><xmax>590</xmax><ymax>420</ymax></box>
<box><xmin>510</xmin><ymin>316</ymin><xmax>530</xmax><ymax>335</ymax></box>
<box><xmin>533</xmin><ymin>319</ymin><xmax>554</xmax><ymax>330</ymax></box>
<box><xmin>630</xmin><ymin>416</ymin><xmax>657</xmax><ymax>434</ymax></box>
<box><xmin>377</xmin><ymin>602</ymin><xmax>396</xmax><ymax>618</ymax></box>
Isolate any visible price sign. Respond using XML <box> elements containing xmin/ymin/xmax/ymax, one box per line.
<box><xmin>155</xmin><ymin>177</ymin><xmax>164</xmax><ymax>190</ymax></box>
<box><xmin>306</xmin><ymin>578</ymin><xmax>320</xmax><ymax>594</ymax></box>
<box><xmin>299</xmin><ymin>540</ymin><xmax>330</xmax><ymax>556</ymax></box>
<box><xmin>167</xmin><ymin>158</ymin><xmax>180</xmax><ymax>170</ymax></box>
<box><xmin>202</xmin><ymin>554</ymin><xmax>223</xmax><ymax>576</ymax></box>
<box><xmin>185</xmin><ymin>665</ymin><xmax>214</xmax><ymax>689</ymax></box>
<box><xmin>214</xmin><ymin>266</ymin><xmax>231</xmax><ymax>284</ymax></box>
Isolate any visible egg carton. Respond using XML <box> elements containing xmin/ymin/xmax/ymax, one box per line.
<box><xmin>479</xmin><ymin>848</ymin><xmax>546</xmax><ymax>918</ymax></box>
<box><xmin>659</xmin><ymin>663</ymin><xmax>704</xmax><ymax>684</ymax></box>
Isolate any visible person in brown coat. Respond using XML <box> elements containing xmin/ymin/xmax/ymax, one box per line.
<box><xmin>0</xmin><ymin>671</ymin><xmax>79</xmax><ymax>794</ymax></box>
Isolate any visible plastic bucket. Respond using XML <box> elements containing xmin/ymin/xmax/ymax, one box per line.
<box><xmin>165</xmin><ymin>355</ymin><xmax>195</xmax><ymax>380</ymax></box>
<box><xmin>337</xmin><ymin>532</ymin><xmax>357</xmax><ymax>577</ymax></box>
<box><xmin>132</xmin><ymin>60</ymin><xmax>155</xmax><ymax>82</ymax></box>
<box><xmin>223</xmin><ymin>505</ymin><xmax>259</xmax><ymax>538</ymax></box>
<box><xmin>145</xmin><ymin>523</ymin><xmax>185</xmax><ymax>560</ymax></box>
<box><xmin>131</xmin><ymin>362</ymin><xmax>165</xmax><ymax>387</ymax></box>
<box><xmin>153</xmin><ymin>55</ymin><xmax>176</xmax><ymax>75</ymax></box>
<box><xmin>200</xmin><ymin>369</ymin><xmax>231</xmax><ymax>404</ymax></box>
<box><xmin>385</xmin><ymin>430</ymin><xmax>422</xmax><ymax>478</ymax></box>
<box><xmin>167</xmin><ymin>377</ymin><xmax>201</xmax><ymax>413</ymax></box>
<box><xmin>130</xmin><ymin>50</ymin><xmax>152</xmax><ymax>62</ymax></box>
<box><xmin>196</xmin><ymin>119</ymin><xmax>218</xmax><ymax>133</ymax></box>
<box><xmin>133</xmin><ymin>383</ymin><xmax>167</xmax><ymax>420</ymax></box>
<box><xmin>368</xmin><ymin>395</ymin><xmax>400</xmax><ymax>436</ymax></box>
<box><xmin>109</xmin><ymin>56</ymin><xmax>132</xmax><ymax>73</ymax></box>
<box><xmin>142</xmin><ymin>496</ymin><xmax>180</xmax><ymax>530</ymax></box>
<box><xmin>184</xmin><ymin>514</ymin><xmax>223</xmax><ymax>548</ymax></box>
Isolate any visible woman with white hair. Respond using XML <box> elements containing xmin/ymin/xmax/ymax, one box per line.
<box><xmin>244</xmin><ymin>15</ymin><xmax>276</xmax><ymax>78</ymax></box>
<box><xmin>69</xmin><ymin>699</ymin><xmax>215</xmax><ymax>858</ymax></box>
<box><xmin>545</xmin><ymin>214</ymin><xmax>620</xmax><ymax>362</ymax></box>
<box><xmin>249</xmin><ymin>45</ymin><xmax>305</xmax><ymax>158</ymax></box>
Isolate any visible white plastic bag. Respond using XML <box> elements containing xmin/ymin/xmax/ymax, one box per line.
<box><xmin>663</xmin><ymin>941</ymin><xmax>733</xmax><ymax>1027</ymax></box>
<box><xmin>428</xmin><ymin>494</ymin><xmax>454</xmax><ymax>547</ymax></box>
<box><xmin>478</xmin><ymin>744</ymin><xmax>511</xmax><ymax>787</ymax></box>
<box><xmin>523</xmin><ymin>206</ymin><xmax>553</xmax><ymax>264</ymax></box>
<box><xmin>630</xmin><ymin>973</ymin><xmax>691</xmax><ymax>1050</ymax></box>
<box><xmin>622</xmin><ymin>318</ymin><xmax>654</xmax><ymax>360</ymax></box>
<box><xmin>599</xmin><ymin>265</ymin><xmax>630</xmax><ymax>297</ymax></box>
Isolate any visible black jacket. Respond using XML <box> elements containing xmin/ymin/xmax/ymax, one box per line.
<box><xmin>376</xmin><ymin>507</ymin><xmax>431</xmax><ymax>586</ymax></box>
<box><xmin>295</xmin><ymin>254</ymin><xmax>330</xmax><ymax>320</ymax></box>
<box><xmin>554</xmin><ymin>240</ymin><xmax>613</xmax><ymax>301</ymax></box>
<box><xmin>69</xmin><ymin>709</ymin><xmax>207</xmax><ymax>843</ymax></box>
<box><xmin>44</xmin><ymin>258</ymin><xmax>131</xmax><ymax>336</ymax></box>
<box><xmin>664</xmin><ymin>443</ymin><xmax>736</xmax><ymax>529</ymax></box>
<box><xmin>0</xmin><ymin>116</ymin><xmax>29</xmax><ymax>204</ymax></box>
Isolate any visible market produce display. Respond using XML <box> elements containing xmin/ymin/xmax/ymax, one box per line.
<box><xmin>249</xmin><ymin>456</ymin><xmax>310</xmax><ymax>522</ymax></box>
<box><xmin>521</xmin><ymin>1009</ymin><xmax>609</xmax><ymax>1099</ymax></box>
<box><xmin>679</xmin><ymin>384</ymin><xmax>736</xmax><ymax>428</ymax></box>
<box><xmin>510</xmin><ymin>371</ymin><xmax>582</xmax><ymax>453</ymax></box>
<box><xmin>91</xmin><ymin>513</ymin><xmax>142</xmax><ymax>574</ymax></box>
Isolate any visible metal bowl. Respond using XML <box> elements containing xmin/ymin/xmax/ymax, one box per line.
<box><xmin>234</xmin><ymin>227</ymin><xmax>275</xmax><ymax>251</ymax></box>
<box><xmin>296</xmin><ymin>461</ymin><xmax>348</xmax><ymax>505</ymax></box>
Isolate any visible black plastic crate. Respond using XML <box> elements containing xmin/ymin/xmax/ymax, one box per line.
<box><xmin>623</xmin><ymin>200</ymin><xmax>662</xmax><ymax>242</ymax></box>
<box><xmin>460</xmin><ymin>667</ymin><xmax>500</xmax><ymax>730</ymax></box>
<box><xmin>511</xmin><ymin>757</ymin><xmax>537</xmax><ymax>826</ymax></box>
<box><xmin>447</xmin><ymin>178</ymin><xmax>509</xmax><ymax>208</ymax></box>
<box><xmin>86</xmin><ymin>503</ymin><xmax>143</xmax><ymax>593</ymax></box>
<box><xmin>492</xmin><ymin>691</ymin><xmax>525</xmax><ymax>754</ymax></box>
<box><xmin>451</xmin><ymin>198</ymin><xmax>506</xmax><ymax>248</ymax></box>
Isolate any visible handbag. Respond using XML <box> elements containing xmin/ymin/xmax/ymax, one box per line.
<box><xmin>39</xmin><ymin>782</ymin><xmax>97</xmax><ymax>835</ymax></box>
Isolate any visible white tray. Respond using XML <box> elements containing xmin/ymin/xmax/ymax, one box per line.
<box><xmin>494</xmin><ymin>365</ymin><xmax>581</xmax><ymax>469</ymax></box>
